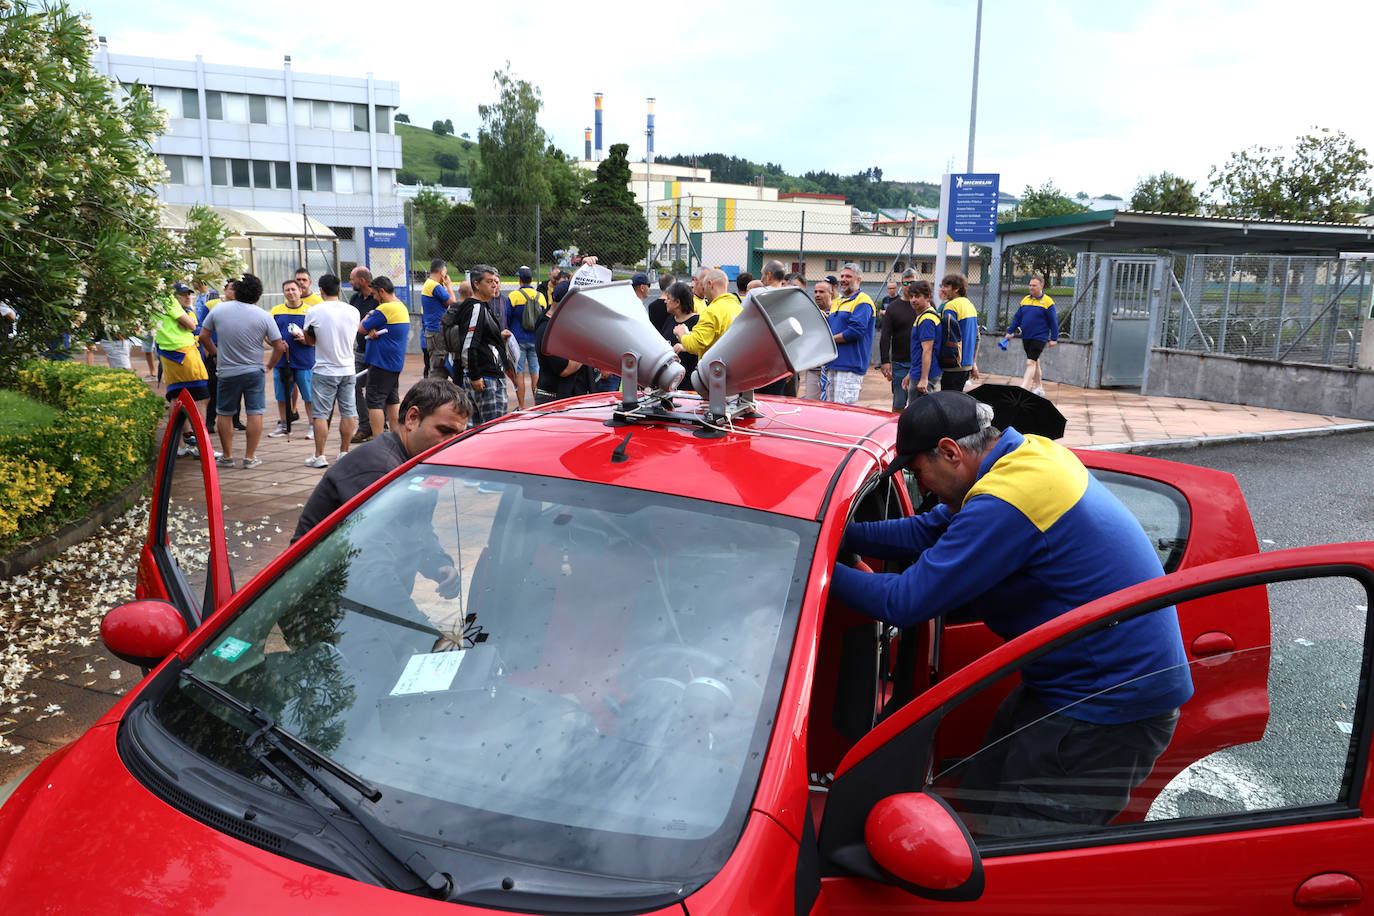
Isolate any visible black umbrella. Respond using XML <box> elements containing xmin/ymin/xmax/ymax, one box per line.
<box><xmin>968</xmin><ymin>383</ymin><xmax>1067</xmax><ymax>440</ymax></box>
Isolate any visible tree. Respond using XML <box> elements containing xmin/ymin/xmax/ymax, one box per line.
<box><xmin>472</xmin><ymin>65</ymin><xmax>550</xmax><ymax>210</ymax></box>
<box><xmin>394</xmin><ymin>112</ymin><xmax>410</xmax><ymax>123</ymax></box>
<box><xmin>460</xmin><ymin>132</ymin><xmax>471</xmax><ymax>140</ymax></box>
<box><xmin>1130</xmin><ymin>171</ymin><xmax>1200</xmax><ymax>213</ymax></box>
<box><xmin>1207</xmin><ymin>128</ymin><xmax>1372</xmax><ymax>222</ymax></box>
<box><xmin>1004</xmin><ymin>181</ymin><xmax>1087</xmax><ymax>286</ymax></box>
<box><xmin>572</xmin><ymin>143</ymin><xmax>649</xmax><ymax>266</ymax></box>
<box><xmin>0</xmin><ymin>1</ymin><xmax>238</xmax><ymax>377</ymax></box>
<box><xmin>444</xmin><ymin>118</ymin><xmax>454</xmax><ymax>135</ymax></box>
<box><xmin>434</xmin><ymin>151</ymin><xmax>461</xmax><ymax>171</ymax></box>
<box><xmin>431</xmin><ymin>119</ymin><xmax>450</xmax><ymax>136</ymax></box>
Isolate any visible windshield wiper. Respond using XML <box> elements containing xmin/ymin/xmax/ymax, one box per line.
<box><xmin>179</xmin><ymin>668</ymin><xmax>453</xmax><ymax>899</ymax></box>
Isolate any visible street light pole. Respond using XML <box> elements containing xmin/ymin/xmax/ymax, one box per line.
<box><xmin>960</xmin><ymin>0</ymin><xmax>983</xmax><ymax>277</ymax></box>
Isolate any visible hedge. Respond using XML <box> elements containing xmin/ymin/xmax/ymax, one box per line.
<box><xmin>0</xmin><ymin>361</ymin><xmax>164</xmax><ymax>551</ymax></box>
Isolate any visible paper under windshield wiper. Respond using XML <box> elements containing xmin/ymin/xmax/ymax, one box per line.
<box><xmin>179</xmin><ymin>668</ymin><xmax>453</xmax><ymax>899</ymax></box>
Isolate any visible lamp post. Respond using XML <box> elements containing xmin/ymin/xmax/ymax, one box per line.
<box><xmin>960</xmin><ymin>0</ymin><xmax>983</xmax><ymax>277</ymax></box>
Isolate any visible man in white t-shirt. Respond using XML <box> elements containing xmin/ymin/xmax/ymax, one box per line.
<box><xmin>298</xmin><ymin>273</ymin><xmax>363</xmax><ymax>467</ymax></box>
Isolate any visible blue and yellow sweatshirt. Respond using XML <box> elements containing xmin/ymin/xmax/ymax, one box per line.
<box><xmin>826</xmin><ymin>290</ymin><xmax>876</xmax><ymax>374</ymax></box>
<box><xmin>943</xmin><ymin>295</ymin><xmax>979</xmax><ymax>370</ymax></box>
<box><xmin>830</xmin><ymin>428</ymin><xmax>1192</xmax><ymax>724</ymax></box>
<box><xmin>678</xmin><ymin>293</ymin><xmax>742</xmax><ymax>356</ymax></box>
<box><xmin>270</xmin><ymin>302</ymin><xmax>316</xmax><ymax>370</ymax></box>
<box><xmin>360</xmin><ymin>299</ymin><xmax>411</xmax><ymax>372</ymax></box>
<box><xmin>419</xmin><ymin>277</ymin><xmax>453</xmax><ymax>334</ymax></box>
<box><xmin>1008</xmin><ymin>294</ymin><xmax>1058</xmax><ymax>342</ymax></box>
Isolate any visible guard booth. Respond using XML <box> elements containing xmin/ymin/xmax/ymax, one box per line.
<box><xmin>160</xmin><ymin>204</ymin><xmax>338</xmax><ymax>311</ymax></box>
<box><xmin>984</xmin><ymin>210</ymin><xmax>1374</xmax><ymax>389</ymax></box>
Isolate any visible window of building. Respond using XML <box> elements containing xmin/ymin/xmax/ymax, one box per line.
<box><xmin>374</xmin><ymin>106</ymin><xmax>391</xmax><ymax>133</ymax></box>
<box><xmin>181</xmin><ymin>88</ymin><xmax>199</xmax><ymax>120</ymax></box>
<box><xmin>275</xmin><ymin>161</ymin><xmax>292</xmax><ymax>189</ymax></box>
<box><xmin>205</xmin><ymin>90</ymin><xmax>223</xmax><ymax>121</ymax></box>
<box><xmin>230</xmin><ymin>158</ymin><xmax>251</xmax><ymax>188</ymax></box>
<box><xmin>334</xmin><ymin>165</ymin><xmax>353</xmax><ymax>194</ymax></box>
<box><xmin>297</xmin><ymin>161</ymin><xmax>313</xmax><ymax>191</ymax></box>
<box><xmin>161</xmin><ymin>154</ymin><xmax>184</xmax><ymax>185</ymax></box>
<box><xmin>210</xmin><ymin>157</ymin><xmax>228</xmax><ymax>186</ymax></box>
<box><xmin>314</xmin><ymin>163</ymin><xmax>333</xmax><ymax>193</ymax></box>
<box><xmin>353</xmin><ymin>166</ymin><xmax>371</xmax><ymax>193</ymax></box>
<box><xmin>312</xmin><ymin>100</ymin><xmax>330</xmax><ymax>129</ymax></box>
<box><xmin>860</xmin><ymin>260</ymin><xmax>872</xmax><ymax>272</ymax></box>
<box><xmin>330</xmin><ymin>226</ymin><xmax>356</xmax><ymax>241</ymax></box>
<box><xmin>875</xmin><ymin>260</ymin><xmax>886</xmax><ymax>273</ymax></box>
<box><xmin>293</xmin><ymin>99</ymin><xmax>311</xmax><ymax>128</ymax></box>
<box><xmin>249</xmin><ymin>95</ymin><xmax>268</xmax><ymax>125</ymax></box>
<box><xmin>330</xmin><ymin>101</ymin><xmax>352</xmax><ymax>132</ymax></box>
<box><xmin>252</xmin><ymin>160</ymin><xmax>272</xmax><ymax>188</ymax></box>
<box><xmin>268</xmin><ymin>97</ymin><xmax>287</xmax><ymax>125</ymax></box>
<box><xmin>825</xmin><ymin>259</ymin><xmax>838</xmax><ymax>271</ymax></box>
<box><xmin>225</xmin><ymin>93</ymin><xmax>248</xmax><ymax>122</ymax></box>
<box><xmin>353</xmin><ymin>103</ymin><xmax>369</xmax><ymax>133</ymax></box>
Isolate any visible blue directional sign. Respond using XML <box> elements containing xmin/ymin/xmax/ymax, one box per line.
<box><xmin>947</xmin><ymin>173</ymin><xmax>1000</xmax><ymax>243</ymax></box>
<box><xmin>364</xmin><ymin>226</ymin><xmax>411</xmax><ymax>308</ymax></box>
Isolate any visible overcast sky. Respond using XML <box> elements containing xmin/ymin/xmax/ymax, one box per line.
<box><xmin>84</xmin><ymin>0</ymin><xmax>1371</xmax><ymax>201</ymax></box>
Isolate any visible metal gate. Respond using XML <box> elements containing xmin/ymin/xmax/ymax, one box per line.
<box><xmin>1091</xmin><ymin>256</ymin><xmax>1169</xmax><ymax>387</ymax></box>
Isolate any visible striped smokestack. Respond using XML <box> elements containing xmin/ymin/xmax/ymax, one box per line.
<box><xmin>584</xmin><ymin>127</ymin><xmax>592</xmax><ymax>161</ymax></box>
<box><xmin>594</xmin><ymin>92</ymin><xmax>603</xmax><ymax>160</ymax></box>
<box><xmin>646</xmin><ymin>97</ymin><xmax>655</xmax><ymax>156</ymax></box>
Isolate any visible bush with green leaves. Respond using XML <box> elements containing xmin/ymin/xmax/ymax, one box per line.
<box><xmin>0</xmin><ymin>361</ymin><xmax>163</xmax><ymax>550</ymax></box>
<box><xmin>0</xmin><ymin>0</ymin><xmax>238</xmax><ymax>380</ymax></box>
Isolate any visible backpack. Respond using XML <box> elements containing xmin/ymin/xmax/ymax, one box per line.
<box><xmin>923</xmin><ymin>306</ymin><xmax>963</xmax><ymax>370</ymax></box>
<box><xmin>515</xmin><ymin>287</ymin><xmax>542</xmax><ymax>332</ymax></box>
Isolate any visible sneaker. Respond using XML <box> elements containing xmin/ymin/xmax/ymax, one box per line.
<box><xmin>267</xmin><ymin>424</ymin><xmax>288</xmax><ymax>438</ymax></box>
<box><xmin>288</xmin><ymin>411</ymin><xmax>300</xmax><ymax>423</ymax></box>
<box><xmin>215</xmin><ymin>456</ymin><xmax>236</xmax><ymax>468</ymax></box>
<box><xmin>176</xmin><ymin>444</ymin><xmax>198</xmax><ymax>458</ymax></box>
<box><xmin>241</xmin><ymin>456</ymin><xmax>263</xmax><ymax>469</ymax></box>
<box><xmin>350</xmin><ymin>430</ymin><xmax>372</xmax><ymax>444</ymax></box>
<box><xmin>337</xmin><ymin>451</ymin><xmax>349</xmax><ymax>462</ymax></box>
<box><xmin>232</xmin><ymin>418</ymin><xmax>247</xmax><ymax>431</ymax></box>
<box><xmin>305</xmin><ymin>428</ymin><xmax>313</xmax><ymax>440</ymax></box>
<box><xmin>1032</xmin><ymin>387</ymin><xmax>1046</xmax><ymax>397</ymax></box>
<box><xmin>305</xmin><ymin>455</ymin><xmax>329</xmax><ymax>468</ymax></box>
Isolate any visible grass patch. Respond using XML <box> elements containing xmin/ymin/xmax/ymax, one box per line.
<box><xmin>0</xmin><ymin>390</ymin><xmax>57</xmax><ymax>435</ymax></box>
<box><xmin>397</xmin><ymin>123</ymin><xmax>480</xmax><ymax>185</ymax></box>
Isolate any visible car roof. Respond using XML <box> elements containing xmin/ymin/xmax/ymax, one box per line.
<box><xmin>423</xmin><ymin>393</ymin><xmax>900</xmax><ymax>520</ymax></box>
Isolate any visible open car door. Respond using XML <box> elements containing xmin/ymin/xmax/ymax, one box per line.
<box><xmin>134</xmin><ymin>390</ymin><xmax>234</xmax><ymax>629</ymax></box>
<box><xmin>817</xmin><ymin>542</ymin><xmax>1374</xmax><ymax>913</ymax></box>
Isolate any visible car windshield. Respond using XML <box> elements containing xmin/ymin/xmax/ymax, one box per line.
<box><xmin>146</xmin><ymin>466</ymin><xmax>814</xmax><ymax>898</ymax></box>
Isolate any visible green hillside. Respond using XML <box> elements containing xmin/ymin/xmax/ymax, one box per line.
<box><xmin>397</xmin><ymin>122</ymin><xmax>480</xmax><ymax>186</ymax></box>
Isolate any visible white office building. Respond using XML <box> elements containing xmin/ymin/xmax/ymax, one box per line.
<box><xmin>93</xmin><ymin>43</ymin><xmax>403</xmax><ymax>271</ymax></box>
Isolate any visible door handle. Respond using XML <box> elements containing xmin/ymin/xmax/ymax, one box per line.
<box><xmin>1295</xmin><ymin>873</ymin><xmax>1362</xmax><ymax>908</ymax></box>
<box><xmin>1191</xmin><ymin>631</ymin><xmax>1235</xmax><ymax>658</ymax></box>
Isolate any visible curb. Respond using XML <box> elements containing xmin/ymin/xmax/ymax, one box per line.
<box><xmin>0</xmin><ymin>468</ymin><xmax>153</xmax><ymax>580</ymax></box>
<box><xmin>1084</xmin><ymin>421</ymin><xmax>1374</xmax><ymax>454</ymax></box>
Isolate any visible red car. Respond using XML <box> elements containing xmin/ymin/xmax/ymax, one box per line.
<box><xmin>1</xmin><ymin>291</ymin><xmax>1369</xmax><ymax>913</ymax></box>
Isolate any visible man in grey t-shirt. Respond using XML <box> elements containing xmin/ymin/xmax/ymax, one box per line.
<box><xmin>199</xmin><ymin>274</ymin><xmax>286</xmax><ymax>469</ymax></box>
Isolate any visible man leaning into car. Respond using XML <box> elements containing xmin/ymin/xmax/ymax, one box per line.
<box><xmin>830</xmin><ymin>391</ymin><xmax>1194</xmax><ymax>837</ymax></box>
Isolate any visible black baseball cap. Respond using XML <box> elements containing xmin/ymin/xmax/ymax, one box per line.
<box><xmin>172</xmin><ymin>282</ymin><xmax>193</xmax><ymax>294</ymax></box>
<box><xmin>879</xmin><ymin>391</ymin><xmax>984</xmax><ymax>481</ymax></box>
<box><xmin>518</xmin><ymin>266</ymin><xmax>533</xmax><ymax>282</ymax></box>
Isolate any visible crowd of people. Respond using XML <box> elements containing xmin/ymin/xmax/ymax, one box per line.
<box><xmin>98</xmin><ymin>257</ymin><xmax>1063</xmax><ymax>471</ymax></box>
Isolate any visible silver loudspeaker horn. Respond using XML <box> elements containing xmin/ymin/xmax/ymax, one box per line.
<box><xmin>690</xmin><ymin>286</ymin><xmax>837</xmax><ymax>417</ymax></box>
<box><xmin>543</xmin><ymin>280</ymin><xmax>685</xmax><ymax>410</ymax></box>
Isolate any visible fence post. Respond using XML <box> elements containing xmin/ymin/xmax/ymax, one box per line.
<box><xmin>535</xmin><ymin>203</ymin><xmax>541</xmax><ymax>280</ymax></box>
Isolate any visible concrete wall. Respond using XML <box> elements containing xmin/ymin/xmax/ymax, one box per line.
<box><xmin>1145</xmin><ymin>348</ymin><xmax>1374</xmax><ymax>420</ymax></box>
<box><xmin>973</xmin><ymin>333</ymin><xmax>1093</xmax><ymax>388</ymax></box>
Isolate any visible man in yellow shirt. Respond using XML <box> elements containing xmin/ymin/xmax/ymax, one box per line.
<box><xmin>673</xmin><ymin>268</ymin><xmax>740</xmax><ymax>356</ymax></box>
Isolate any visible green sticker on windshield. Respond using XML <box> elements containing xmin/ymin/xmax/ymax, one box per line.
<box><xmin>211</xmin><ymin>636</ymin><xmax>251</xmax><ymax>662</ymax></box>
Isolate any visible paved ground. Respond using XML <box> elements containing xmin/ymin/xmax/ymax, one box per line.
<box><xmin>1</xmin><ymin>353</ymin><xmax>1368</xmax><ymax>792</ymax></box>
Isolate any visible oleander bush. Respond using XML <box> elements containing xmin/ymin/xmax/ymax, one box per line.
<box><xmin>0</xmin><ymin>361</ymin><xmax>162</xmax><ymax>550</ymax></box>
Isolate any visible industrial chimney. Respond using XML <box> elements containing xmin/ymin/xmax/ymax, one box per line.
<box><xmin>594</xmin><ymin>92</ymin><xmax>603</xmax><ymax>161</ymax></box>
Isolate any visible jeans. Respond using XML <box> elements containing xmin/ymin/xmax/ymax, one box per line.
<box><xmin>889</xmin><ymin>360</ymin><xmax>911</xmax><ymax>411</ymax></box>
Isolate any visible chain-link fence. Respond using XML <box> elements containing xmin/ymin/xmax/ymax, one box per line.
<box><xmin>1165</xmin><ymin>255</ymin><xmax>1370</xmax><ymax>367</ymax></box>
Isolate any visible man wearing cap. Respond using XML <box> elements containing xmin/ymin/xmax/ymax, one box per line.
<box><xmin>506</xmin><ymin>267</ymin><xmax>545</xmax><ymax>410</ymax></box>
<box><xmin>831</xmin><ymin>391</ymin><xmax>1193</xmax><ymax>836</ymax></box>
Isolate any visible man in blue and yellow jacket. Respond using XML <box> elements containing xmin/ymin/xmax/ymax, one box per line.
<box><xmin>823</xmin><ymin>262</ymin><xmax>875</xmax><ymax>404</ymax></box>
<box><xmin>1003</xmin><ymin>275</ymin><xmax>1058</xmax><ymax>395</ymax></box>
<box><xmin>830</xmin><ymin>391</ymin><xmax>1192</xmax><ymax>836</ymax></box>
<box><xmin>937</xmin><ymin>272</ymin><xmax>980</xmax><ymax>392</ymax></box>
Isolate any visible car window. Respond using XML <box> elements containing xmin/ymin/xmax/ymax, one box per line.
<box><xmin>924</xmin><ymin>573</ymin><xmax>1369</xmax><ymax>851</ymax></box>
<box><xmin>1090</xmin><ymin>469</ymin><xmax>1191</xmax><ymax>573</ymax></box>
<box><xmin>145</xmin><ymin>468</ymin><xmax>816</xmax><ymax>894</ymax></box>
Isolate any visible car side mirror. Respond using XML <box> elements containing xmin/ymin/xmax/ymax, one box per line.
<box><xmin>101</xmin><ymin>600</ymin><xmax>189</xmax><ymax>668</ymax></box>
<box><xmin>864</xmin><ymin>792</ymin><xmax>984</xmax><ymax>901</ymax></box>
